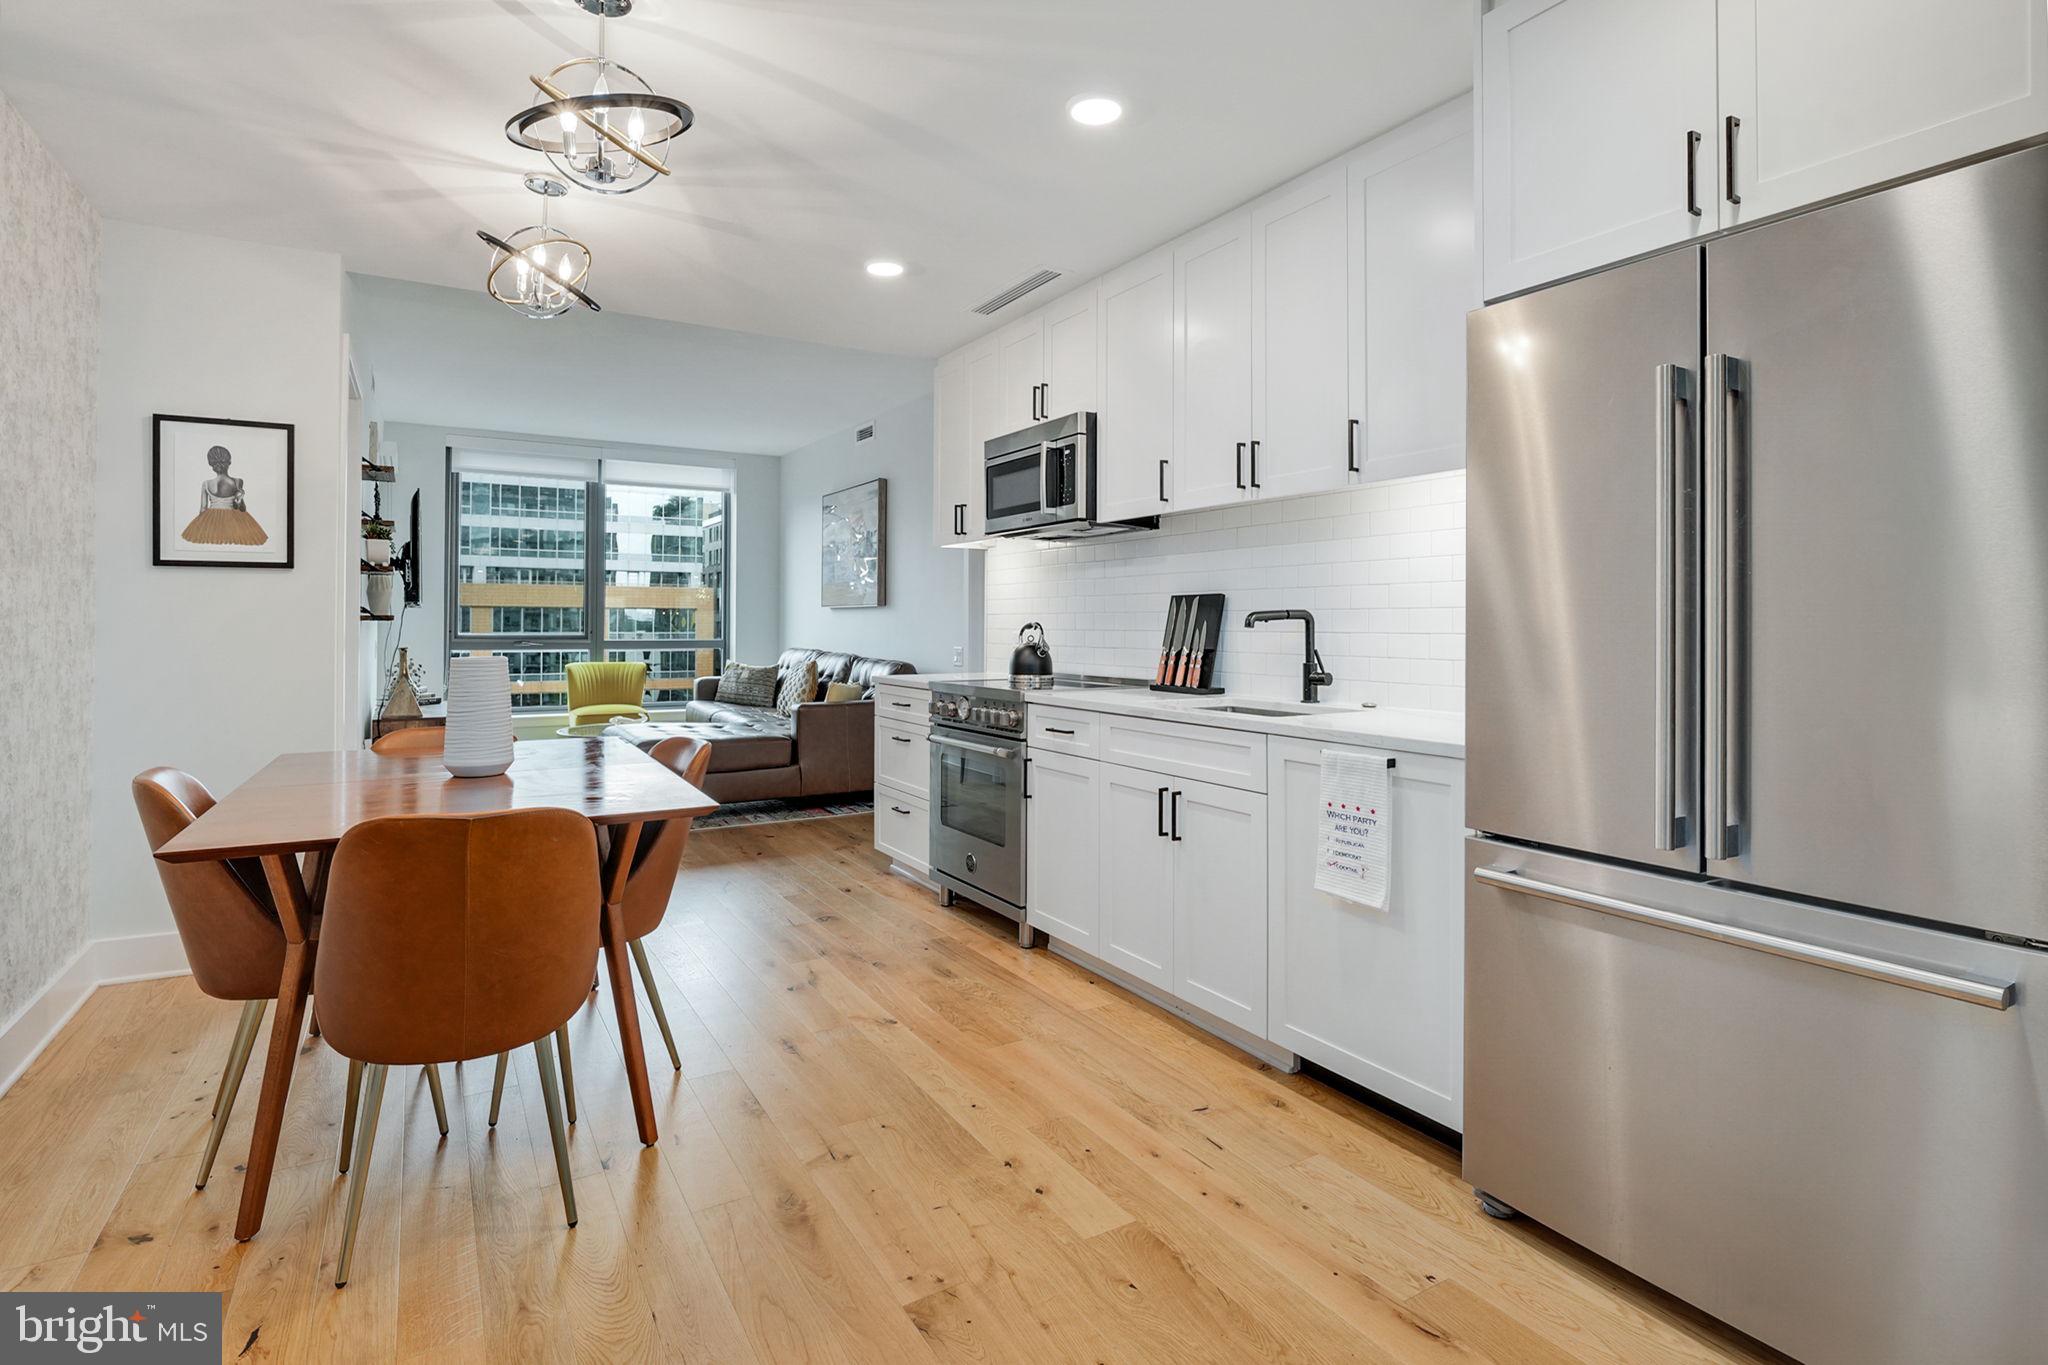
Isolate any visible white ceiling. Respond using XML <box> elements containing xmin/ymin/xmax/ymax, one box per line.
<box><xmin>349</xmin><ymin>272</ymin><xmax>932</xmax><ymax>454</ymax></box>
<box><xmin>0</xmin><ymin>0</ymin><xmax>1472</xmax><ymax>358</ymax></box>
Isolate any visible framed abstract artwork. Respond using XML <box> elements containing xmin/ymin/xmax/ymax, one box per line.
<box><xmin>152</xmin><ymin>413</ymin><xmax>296</xmax><ymax>569</ymax></box>
<box><xmin>821</xmin><ymin>477</ymin><xmax>886</xmax><ymax>608</ymax></box>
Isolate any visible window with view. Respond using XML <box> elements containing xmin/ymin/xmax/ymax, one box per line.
<box><xmin>447</xmin><ymin>458</ymin><xmax>728</xmax><ymax>712</ymax></box>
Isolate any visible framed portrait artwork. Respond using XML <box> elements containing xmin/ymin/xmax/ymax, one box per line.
<box><xmin>152</xmin><ymin>414</ymin><xmax>295</xmax><ymax>568</ymax></box>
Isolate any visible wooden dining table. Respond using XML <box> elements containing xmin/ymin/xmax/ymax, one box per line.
<box><xmin>153</xmin><ymin>736</ymin><xmax>716</xmax><ymax>1241</ymax></box>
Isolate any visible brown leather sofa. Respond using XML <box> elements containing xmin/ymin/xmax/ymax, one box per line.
<box><xmin>612</xmin><ymin>648</ymin><xmax>916</xmax><ymax>804</ymax></box>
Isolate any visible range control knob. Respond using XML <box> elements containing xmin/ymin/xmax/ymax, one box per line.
<box><xmin>1000</xmin><ymin>707</ymin><xmax>1020</xmax><ymax>729</ymax></box>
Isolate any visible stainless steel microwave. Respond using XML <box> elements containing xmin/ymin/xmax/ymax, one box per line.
<box><xmin>983</xmin><ymin>411</ymin><xmax>1095</xmax><ymax>537</ymax></box>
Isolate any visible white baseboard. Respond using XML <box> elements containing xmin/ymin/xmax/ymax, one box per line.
<box><xmin>0</xmin><ymin>932</ymin><xmax>190</xmax><ymax>1098</ymax></box>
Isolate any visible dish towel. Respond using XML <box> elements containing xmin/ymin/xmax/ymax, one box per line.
<box><xmin>1316</xmin><ymin>749</ymin><xmax>1392</xmax><ymax>909</ymax></box>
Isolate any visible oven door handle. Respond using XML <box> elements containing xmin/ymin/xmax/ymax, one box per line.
<box><xmin>927</xmin><ymin>733</ymin><xmax>1018</xmax><ymax>761</ymax></box>
<box><xmin>1041</xmin><ymin>440</ymin><xmax>1056</xmax><ymax>511</ymax></box>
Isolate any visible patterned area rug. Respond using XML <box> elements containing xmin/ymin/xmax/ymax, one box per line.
<box><xmin>695</xmin><ymin>793</ymin><xmax>875</xmax><ymax>830</ymax></box>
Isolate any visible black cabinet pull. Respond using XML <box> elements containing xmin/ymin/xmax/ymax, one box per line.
<box><xmin>1686</xmin><ymin>129</ymin><xmax>1703</xmax><ymax>218</ymax></box>
<box><xmin>1236</xmin><ymin>442</ymin><xmax>1247</xmax><ymax>489</ymax></box>
<box><xmin>1045</xmin><ymin>726</ymin><xmax>1075</xmax><ymax>735</ymax></box>
<box><xmin>890</xmin><ymin>701</ymin><xmax>912</xmax><ymax>708</ymax></box>
<box><xmin>1250</xmin><ymin>440</ymin><xmax>1261</xmax><ymax>489</ymax></box>
<box><xmin>890</xmin><ymin>805</ymin><xmax>911</xmax><ymax>815</ymax></box>
<box><xmin>1156</xmin><ymin>786</ymin><xmax>1169</xmax><ymax>837</ymax></box>
<box><xmin>891</xmin><ymin>735</ymin><xmax>912</xmax><ymax>743</ymax></box>
<box><xmin>1724</xmin><ymin>115</ymin><xmax>1741</xmax><ymax>206</ymax></box>
<box><xmin>1159</xmin><ymin>458</ymin><xmax>1170</xmax><ymax>503</ymax></box>
<box><xmin>1347</xmin><ymin>418</ymin><xmax>1360</xmax><ymax>474</ymax></box>
<box><xmin>1170</xmin><ymin>790</ymin><xmax>1182</xmax><ymax>842</ymax></box>
<box><xmin>1024</xmin><ymin>757</ymin><xmax>1032</xmax><ymax>800</ymax></box>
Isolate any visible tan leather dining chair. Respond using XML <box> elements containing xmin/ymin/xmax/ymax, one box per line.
<box><xmin>133</xmin><ymin>769</ymin><xmax>295</xmax><ymax>1192</ymax></box>
<box><xmin>369</xmin><ymin>728</ymin><xmax>445</xmax><ymax>755</ymax></box>
<box><xmin>317</xmin><ymin>808</ymin><xmax>601</xmax><ymax>1287</ymax></box>
<box><xmin>486</xmin><ymin>736</ymin><xmax>713</xmax><ymax>1128</ymax></box>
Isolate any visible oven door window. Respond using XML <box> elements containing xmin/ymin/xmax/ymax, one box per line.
<box><xmin>938</xmin><ymin>747</ymin><xmax>1011</xmax><ymax>847</ymax></box>
<box><xmin>985</xmin><ymin>451</ymin><xmax>1044</xmax><ymax>524</ymax></box>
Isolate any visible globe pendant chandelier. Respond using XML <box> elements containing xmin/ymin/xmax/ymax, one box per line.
<box><xmin>504</xmin><ymin>0</ymin><xmax>694</xmax><ymax>196</ymax></box>
<box><xmin>477</xmin><ymin>175</ymin><xmax>601</xmax><ymax>319</ymax></box>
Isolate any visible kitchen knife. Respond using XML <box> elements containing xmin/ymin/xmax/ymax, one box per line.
<box><xmin>1173</xmin><ymin>601</ymin><xmax>1197</xmax><ymax>686</ymax></box>
<box><xmin>1171</xmin><ymin>597</ymin><xmax>1195</xmax><ymax>686</ymax></box>
<box><xmin>1187</xmin><ymin>619</ymin><xmax>1208</xmax><ymax>688</ymax></box>
<box><xmin>1155</xmin><ymin>597</ymin><xmax>1183</xmax><ymax>685</ymax></box>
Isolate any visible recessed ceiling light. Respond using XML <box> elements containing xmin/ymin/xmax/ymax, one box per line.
<box><xmin>865</xmin><ymin>259</ymin><xmax>906</xmax><ymax>278</ymax></box>
<box><xmin>1067</xmin><ymin>95</ymin><xmax>1123</xmax><ymax>127</ymax></box>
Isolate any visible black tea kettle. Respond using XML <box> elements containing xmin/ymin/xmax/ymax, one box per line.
<box><xmin>1011</xmin><ymin>622</ymin><xmax>1053</xmax><ymax>679</ymax></box>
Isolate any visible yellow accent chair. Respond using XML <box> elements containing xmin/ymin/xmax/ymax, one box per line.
<box><xmin>565</xmin><ymin>661</ymin><xmax>650</xmax><ymax>726</ymax></box>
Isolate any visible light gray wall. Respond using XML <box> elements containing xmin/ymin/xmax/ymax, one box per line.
<box><xmin>778</xmin><ymin>393</ymin><xmax>976</xmax><ymax>674</ymax></box>
<box><xmin>378</xmin><ymin>422</ymin><xmax>781</xmax><ymax>701</ymax></box>
<box><xmin>350</xmin><ymin>275</ymin><xmax>929</xmax><ymax>457</ymax></box>
<box><xmin>91</xmin><ymin>220</ymin><xmax>349</xmax><ymax>940</ymax></box>
<box><xmin>0</xmin><ymin>92</ymin><xmax>99</xmax><ymax>1025</ymax></box>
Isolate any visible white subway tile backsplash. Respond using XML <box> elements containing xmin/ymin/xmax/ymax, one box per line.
<box><xmin>982</xmin><ymin>470</ymin><xmax>1467</xmax><ymax>713</ymax></box>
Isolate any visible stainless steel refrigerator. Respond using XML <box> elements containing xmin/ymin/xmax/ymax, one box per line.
<box><xmin>1466</xmin><ymin>141</ymin><xmax>2048</xmax><ymax>1365</ymax></box>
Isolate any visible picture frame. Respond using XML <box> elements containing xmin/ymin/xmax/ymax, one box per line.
<box><xmin>820</xmin><ymin>477</ymin><xmax>886</xmax><ymax>608</ymax></box>
<box><xmin>152</xmin><ymin>414</ymin><xmax>296</xmax><ymax>569</ymax></box>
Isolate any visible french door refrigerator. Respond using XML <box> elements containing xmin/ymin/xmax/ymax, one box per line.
<box><xmin>1466</xmin><ymin>141</ymin><xmax>2048</xmax><ymax>1365</ymax></box>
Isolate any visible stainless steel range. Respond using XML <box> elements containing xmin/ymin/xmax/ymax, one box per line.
<box><xmin>925</xmin><ymin>674</ymin><xmax>1133</xmax><ymax>944</ymax></box>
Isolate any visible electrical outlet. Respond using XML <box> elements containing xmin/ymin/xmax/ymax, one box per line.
<box><xmin>951</xmin><ymin>644</ymin><xmax>965</xmax><ymax>667</ymax></box>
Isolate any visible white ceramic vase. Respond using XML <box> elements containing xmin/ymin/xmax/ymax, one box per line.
<box><xmin>443</xmin><ymin>655</ymin><xmax>516</xmax><ymax>778</ymax></box>
<box><xmin>365</xmin><ymin>569</ymin><xmax>395</xmax><ymax>617</ymax></box>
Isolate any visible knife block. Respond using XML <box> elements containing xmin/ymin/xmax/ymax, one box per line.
<box><xmin>1149</xmin><ymin>592</ymin><xmax>1227</xmax><ymax>695</ymax></box>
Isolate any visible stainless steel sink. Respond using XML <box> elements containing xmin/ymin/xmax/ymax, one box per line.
<box><xmin>1198</xmin><ymin>704</ymin><xmax>1306</xmax><ymax>718</ymax></box>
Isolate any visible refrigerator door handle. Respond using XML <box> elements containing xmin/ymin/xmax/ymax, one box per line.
<box><xmin>1704</xmin><ymin>353</ymin><xmax>1745</xmax><ymax>863</ymax></box>
<box><xmin>1654</xmin><ymin>362</ymin><xmax>1694</xmax><ymax>851</ymax></box>
<box><xmin>1473</xmin><ymin>866</ymin><xmax>2016</xmax><ymax>1009</ymax></box>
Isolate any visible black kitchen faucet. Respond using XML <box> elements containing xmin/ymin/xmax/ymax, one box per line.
<box><xmin>1243</xmin><ymin>609</ymin><xmax>1334</xmax><ymax>703</ymax></box>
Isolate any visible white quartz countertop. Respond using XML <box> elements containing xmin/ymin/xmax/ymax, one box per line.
<box><xmin>883</xmin><ymin>673</ymin><xmax>1465</xmax><ymax>759</ymax></box>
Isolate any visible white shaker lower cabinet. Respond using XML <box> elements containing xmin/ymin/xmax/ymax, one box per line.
<box><xmin>1025</xmin><ymin>748</ymin><xmax>1100</xmax><ymax>950</ymax></box>
<box><xmin>874</xmin><ymin>788</ymin><xmax>930</xmax><ymax>876</ymax></box>
<box><xmin>1265</xmin><ymin>738</ymin><xmax>1466</xmax><ymax>1130</ymax></box>
<box><xmin>1097</xmin><ymin>763</ymin><xmax>1178</xmax><ymax>990</ymax></box>
<box><xmin>1169</xmin><ymin>777</ymin><xmax>1269</xmax><ymax>1035</ymax></box>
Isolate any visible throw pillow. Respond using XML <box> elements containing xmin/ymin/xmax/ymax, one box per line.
<box><xmin>776</xmin><ymin>659</ymin><xmax>818</xmax><ymax>716</ymax></box>
<box><xmin>715</xmin><ymin>662</ymin><xmax>778</xmax><ymax>709</ymax></box>
<box><xmin>823</xmin><ymin>682</ymin><xmax>865</xmax><ymax>704</ymax></box>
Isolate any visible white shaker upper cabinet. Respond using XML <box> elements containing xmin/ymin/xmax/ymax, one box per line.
<box><xmin>1250</xmin><ymin>162</ymin><xmax>1352</xmax><ymax>501</ymax></box>
<box><xmin>1349</xmin><ymin>98</ymin><xmax>1478</xmax><ymax>483</ymax></box>
<box><xmin>958</xmin><ymin>334</ymin><xmax>1000</xmax><ymax>539</ymax></box>
<box><xmin>1718</xmin><ymin>0</ymin><xmax>2048</xmax><ymax>224</ymax></box>
<box><xmin>1041</xmin><ymin>287</ymin><xmax>1099</xmax><ymax>418</ymax></box>
<box><xmin>1096</xmin><ymin>247</ymin><xmax>1177</xmax><ymax>521</ymax></box>
<box><xmin>1174</xmin><ymin>210</ymin><xmax>1255</xmax><ymax>513</ymax></box>
<box><xmin>996</xmin><ymin>311</ymin><xmax>1046</xmax><ymax>431</ymax></box>
<box><xmin>1481</xmin><ymin>0</ymin><xmax>1719</xmax><ymax>299</ymax></box>
<box><xmin>931</xmin><ymin>347</ymin><xmax>973</xmax><ymax>548</ymax></box>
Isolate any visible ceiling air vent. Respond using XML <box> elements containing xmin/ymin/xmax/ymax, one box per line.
<box><xmin>971</xmin><ymin>269</ymin><xmax>1062</xmax><ymax>316</ymax></box>
<box><xmin>856</xmin><ymin>424</ymin><xmax>875</xmax><ymax>442</ymax></box>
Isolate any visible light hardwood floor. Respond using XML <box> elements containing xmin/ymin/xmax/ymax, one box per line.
<box><xmin>0</xmin><ymin>815</ymin><xmax>1784</xmax><ymax>1363</ymax></box>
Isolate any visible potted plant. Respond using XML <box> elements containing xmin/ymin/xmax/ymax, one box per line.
<box><xmin>362</xmin><ymin>512</ymin><xmax>394</xmax><ymax>567</ymax></box>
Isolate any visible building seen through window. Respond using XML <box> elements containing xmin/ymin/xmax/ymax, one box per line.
<box><xmin>449</xmin><ymin>469</ymin><xmax>726</xmax><ymax>709</ymax></box>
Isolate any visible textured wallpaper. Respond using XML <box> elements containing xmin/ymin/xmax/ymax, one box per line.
<box><xmin>0</xmin><ymin>92</ymin><xmax>99</xmax><ymax>1026</ymax></box>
